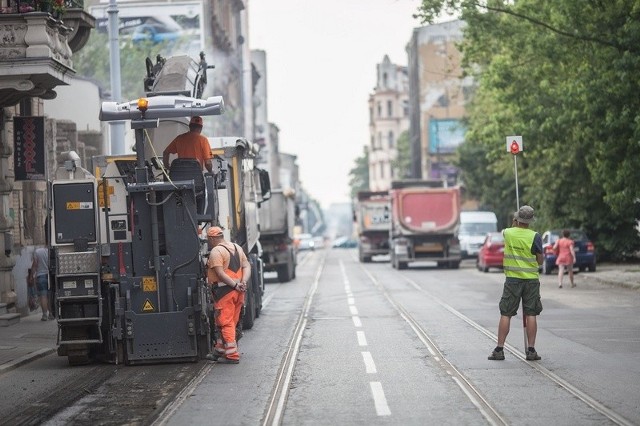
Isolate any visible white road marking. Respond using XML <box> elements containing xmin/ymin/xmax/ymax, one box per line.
<box><xmin>348</xmin><ymin>297</ymin><xmax>355</xmax><ymax>305</ymax></box>
<box><xmin>357</xmin><ymin>331</ymin><xmax>368</xmax><ymax>346</ymax></box>
<box><xmin>362</xmin><ymin>351</ymin><xmax>377</xmax><ymax>374</ymax></box>
<box><xmin>370</xmin><ymin>382</ymin><xmax>391</xmax><ymax>416</ymax></box>
<box><xmin>352</xmin><ymin>316</ymin><xmax>362</xmax><ymax>327</ymax></box>
<box><xmin>349</xmin><ymin>305</ymin><xmax>359</xmax><ymax>316</ymax></box>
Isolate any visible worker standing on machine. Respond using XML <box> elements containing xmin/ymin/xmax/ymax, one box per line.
<box><xmin>205</xmin><ymin>226</ymin><xmax>251</xmax><ymax>364</ymax></box>
<box><xmin>162</xmin><ymin>116</ymin><xmax>213</xmax><ymax>173</ymax></box>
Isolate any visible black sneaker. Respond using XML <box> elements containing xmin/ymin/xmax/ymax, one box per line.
<box><xmin>488</xmin><ymin>350</ymin><xmax>505</xmax><ymax>360</ymax></box>
<box><xmin>204</xmin><ymin>353</ymin><xmax>220</xmax><ymax>361</ymax></box>
<box><xmin>526</xmin><ymin>349</ymin><xmax>541</xmax><ymax>361</ymax></box>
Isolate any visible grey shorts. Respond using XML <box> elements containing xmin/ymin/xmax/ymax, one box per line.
<box><xmin>499</xmin><ymin>279</ymin><xmax>543</xmax><ymax>316</ymax></box>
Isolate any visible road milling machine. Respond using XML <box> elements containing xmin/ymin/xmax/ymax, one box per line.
<box><xmin>49</xmin><ymin>53</ymin><xmax>227</xmax><ymax>365</ymax></box>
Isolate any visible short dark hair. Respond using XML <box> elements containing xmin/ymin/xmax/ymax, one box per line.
<box><xmin>562</xmin><ymin>229</ymin><xmax>570</xmax><ymax>238</ymax></box>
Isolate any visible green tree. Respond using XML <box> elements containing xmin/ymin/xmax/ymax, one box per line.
<box><xmin>391</xmin><ymin>130</ymin><xmax>412</xmax><ymax>179</ymax></box>
<box><xmin>72</xmin><ymin>32</ymin><xmax>192</xmax><ymax>101</ymax></box>
<box><xmin>348</xmin><ymin>146</ymin><xmax>369</xmax><ymax>198</ymax></box>
<box><xmin>420</xmin><ymin>0</ymin><xmax>640</xmax><ymax>259</ymax></box>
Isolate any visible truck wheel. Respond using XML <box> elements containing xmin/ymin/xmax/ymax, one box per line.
<box><xmin>242</xmin><ymin>254</ymin><xmax>260</xmax><ymax>328</ymax></box>
<box><xmin>254</xmin><ymin>256</ymin><xmax>264</xmax><ymax>318</ymax></box>
<box><xmin>277</xmin><ymin>258</ymin><xmax>293</xmax><ymax>282</ymax></box>
<box><xmin>398</xmin><ymin>262</ymin><xmax>408</xmax><ymax>270</ymax></box>
<box><xmin>542</xmin><ymin>261</ymin><xmax>552</xmax><ymax>275</ymax></box>
<box><xmin>449</xmin><ymin>261</ymin><xmax>460</xmax><ymax>269</ymax></box>
<box><xmin>242</xmin><ymin>284</ymin><xmax>256</xmax><ymax>329</ymax></box>
<box><xmin>588</xmin><ymin>262</ymin><xmax>596</xmax><ymax>272</ymax></box>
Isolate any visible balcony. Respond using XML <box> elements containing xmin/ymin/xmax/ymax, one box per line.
<box><xmin>0</xmin><ymin>2</ymin><xmax>95</xmax><ymax>107</ymax></box>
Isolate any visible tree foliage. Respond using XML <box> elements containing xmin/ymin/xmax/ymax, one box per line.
<box><xmin>421</xmin><ymin>0</ymin><xmax>640</xmax><ymax>259</ymax></box>
<box><xmin>72</xmin><ymin>32</ymin><xmax>191</xmax><ymax>101</ymax></box>
<box><xmin>391</xmin><ymin>130</ymin><xmax>412</xmax><ymax>179</ymax></box>
<box><xmin>348</xmin><ymin>146</ymin><xmax>370</xmax><ymax>198</ymax></box>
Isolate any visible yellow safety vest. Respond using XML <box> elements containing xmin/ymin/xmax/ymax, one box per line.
<box><xmin>503</xmin><ymin>227</ymin><xmax>539</xmax><ymax>279</ymax></box>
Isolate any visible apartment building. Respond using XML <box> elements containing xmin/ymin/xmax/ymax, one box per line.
<box><xmin>368</xmin><ymin>55</ymin><xmax>409</xmax><ymax>191</ymax></box>
<box><xmin>407</xmin><ymin>19</ymin><xmax>472</xmax><ymax>183</ymax></box>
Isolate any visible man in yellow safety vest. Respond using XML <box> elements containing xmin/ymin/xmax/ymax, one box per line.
<box><xmin>488</xmin><ymin>205</ymin><xmax>544</xmax><ymax>361</ymax></box>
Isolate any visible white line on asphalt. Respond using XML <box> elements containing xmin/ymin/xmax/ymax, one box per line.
<box><xmin>348</xmin><ymin>297</ymin><xmax>355</xmax><ymax>305</ymax></box>
<box><xmin>349</xmin><ymin>305</ymin><xmax>359</xmax><ymax>316</ymax></box>
<box><xmin>370</xmin><ymin>382</ymin><xmax>391</xmax><ymax>416</ymax></box>
<box><xmin>362</xmin><ymin>351</ymin><xmax>377</xmax><ymax>373</ymax></box>
<box><xmin>352</xmin><ymin>315</ymin><xmax>362</xmax><ymax>327</ymax></box>
<box><xmin>357</xmin><ymin>331</ymin><xmax>368</xmax><ymax>346</ymax></box>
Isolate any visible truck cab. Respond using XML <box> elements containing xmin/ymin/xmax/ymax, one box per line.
<box><xmin>459</xmin><ymin>211</ymin><xmax>498</xmax><ymax>259</ymax></box>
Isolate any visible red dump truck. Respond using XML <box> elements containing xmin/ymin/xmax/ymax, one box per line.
<box><xmin>389</xmin><ymin>180</ymin><xmax>461</xmax><ymax>269</ymax></box>
<box><xmin>355</xmin><ymin>191</ymin><xmax>390</xmax><ymax>262</ymax></box>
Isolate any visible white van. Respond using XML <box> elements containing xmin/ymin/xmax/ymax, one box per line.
<box><xmin>459</xmin><ymin>211</ymin><xmax>498</xmax><ymax>259</ymax></box>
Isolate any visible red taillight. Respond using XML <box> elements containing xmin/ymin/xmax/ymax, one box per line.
<box><xmin>544</xmin><ymin>245</ymin><xmax>555</xmax><ymax>255</ymax></box>
<box><xmin>586</xmin><ymin>242</ymin><xmax>594</xmax><ymax>252</ymax></box>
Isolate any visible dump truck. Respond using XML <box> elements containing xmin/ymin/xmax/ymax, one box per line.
<box><xmin>355</xmin><ymin>191</ymin><xmax>390</xmax><ymax>263</ymax></box>
<box><xmin>259</xmin><ymin>188</ymin><xmax>297</xmax><ymax>282</ymax></box>
<box><xmin>389</xmin><ymin>180</ymin><xmax>461</xmax><ymax>269</ymax></box>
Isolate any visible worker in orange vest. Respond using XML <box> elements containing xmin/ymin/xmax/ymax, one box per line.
<box><xmin>205</xmin><ymin>226</ymin><xmax>251</xmax><ymax>363</ymax></box>
<box><xmin>162</xmin><ymin>116</ymin><xmax>213</xmax><ymax>173</ymax></box>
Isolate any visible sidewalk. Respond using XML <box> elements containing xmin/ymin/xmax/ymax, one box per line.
<box><xmin>579</xmin><ymin>261</ymin><xmax>640</xmax><ymax>291</ymax></box>
<box><xmin>1</xmin><ymin>263</ymin><xmax>639</xmax><ymax>374</ymax></box>
<box><xmin>0</xmin><ymin>310</ymin><xmax>57</xmax><ymax>375</ymax></box>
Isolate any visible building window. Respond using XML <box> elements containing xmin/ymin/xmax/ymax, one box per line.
<box><xmin>370</xmin><ymin>136</ymin><xmax>375</xmax><ymax>150</ymax></box>
<box><xmin>19</xmin><ymin>98</ymin><xmax>32</xmax><ymax>116</ymax></box>
<box><xmin>379</xmin><ymin>162</ymin><xmax>385</xmax><ymax>179</ymax></box>
<box><xmin>387</xmin><ymin>100</ymin><xmax>393</xmax><ymax>117</ymax></box>
<box><xmin>402</xmin><ymin>100</ymin><xmax>409</xmax><ymax>117</ymax></box>
<box><xmin>369</xmin><ymin>107</ymin><xmax>373</xmax><ymax>123</ymax></box>
<box><xmin>388</xmin><ymin>131</ymin><xmax>394</xmax><ymax>148</ymax></box>
<box><xmin>377</xmin><ymin>102</ymin><xmax>382</xmax><ymax>118</ymax></box>
<box><xmin>383</xmin><ymin>72</ymin><xmax>388</xmax><ymax>88</ymax></box>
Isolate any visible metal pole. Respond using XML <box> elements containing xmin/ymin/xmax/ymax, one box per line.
<box><xmin>513</xmin><ymin>153</ymin><xmax>526</xmax><ymax>351</ymax></box>
<box><xmin>513</xmin><ymin>154</ymin><xmax>520</xmax><ymax>211</ymax></box>
<box><xmin>107</xmin><ymin>0</ymin><xmax>125</xmax><ymax>154</ymax></box>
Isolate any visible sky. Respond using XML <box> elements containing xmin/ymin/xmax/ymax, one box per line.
<box><xmin>249</xmin><ymin>0</ymin><xmax>424</xmax><ymax>210</ymax></box>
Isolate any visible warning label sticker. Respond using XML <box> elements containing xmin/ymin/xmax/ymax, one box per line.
<box><xmin>66</xmin><ymin>202</ymin><xmax>94</xmax><ymax>210</ymax></box>
<box><xmin>142</xmin><ymin>277</ymin><xmax>157</xmax><ymax>292</ymax></box>
<box><xmin>142</xmin><ymin>299</ymin><xmax>155</xmax><ymax>312</ymax></box>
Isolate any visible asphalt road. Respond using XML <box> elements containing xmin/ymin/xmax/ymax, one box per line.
<box><xmin>2</xmin><ymin>249</ymin><xmax>638</xmax><ymax>425</ymax></box>
<box><xmin>165</xmin><ymin>250</ymin><xmax>640</xmax><ymax>425</ymax></box>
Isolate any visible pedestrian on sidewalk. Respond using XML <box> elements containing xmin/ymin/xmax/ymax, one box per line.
<box><xmin>31</xmin><ymin>247</ymin><xmax>54</xmax><ymax>321</ymax></box>
<box><xmin>488</xmin><ymin>205</ymin><xmax>544</xmax><ymax>361</ymax></box>
<box><xmin>204</xmin><ymin>226</ymin><xmax>251</xmax><ymax>364</ymax></box>
<box><xmin>553</xmin><ymin>229</ymin><xmax>576</xmax><ymax>288</ymax></box>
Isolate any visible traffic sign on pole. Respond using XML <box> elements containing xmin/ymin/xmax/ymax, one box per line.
<box><xmin>506</xmin><ymin>136</ymin><xmax>523</xmax><ymax>154</ymax></box>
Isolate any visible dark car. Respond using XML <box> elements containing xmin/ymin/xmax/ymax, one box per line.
<box><xmin>540</xmin><ymin>229</ymin><xmax>596</xmax><ymax>274</ymax></box>
<box><xmin>332</xmin><ymin>236</ymin><xmax>358</xmax><ymax>248</ymax></box>
<box><xmin>476</xmin><ymin>232</ymin><xmax>505</xmax><ymax>272</ymax></box>
<box><xmin>131</xmin><ymin>23</ymin><xmax>181</xmax><ymax>44</ymax></box>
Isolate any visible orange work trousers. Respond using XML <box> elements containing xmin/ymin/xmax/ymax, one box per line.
<box><xmin>214</xmin><ymin>290</ymin><xmax>245</xmax><ymax>359</ymax></box>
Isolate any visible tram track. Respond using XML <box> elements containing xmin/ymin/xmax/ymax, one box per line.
<box><xmin>261</xmin><ymin>254</ymin><xmax>325</xmax><ymax>426</ymax></box>
<box><xmin>361</xmin><ymin>265</ymin><xmax>508</xmax><ymax>426</ymax></box>
<box><xmin>362</xmin><ymin>260</ymin><xmax>634</xmax><ymax>426</ymax></box>
<box><xmin>398</xmin><ymin>273</ymin><xmax>636</xmax><ymax>426</ymax></box>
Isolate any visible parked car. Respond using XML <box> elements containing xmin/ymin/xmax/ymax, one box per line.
<box><xmin>476</xmin><ymin>232</ymin><xmax>505</xmax><ymax>272</ymax></box>
<box><xmin>131</xmin><ymin>23</ymin><xmax>181</xmax><ymax>44</ymax></box>
<box><xmin>540</xmin><ymin>229</ymin><xmax>596</xmax><ymax>274</ymax></box>
<box><xmin>332</xmin><ymin>236</ymin><xmax>358</xmax><ymax>248</ymax></box>
<box><xmin>295</xmin><ymin>233</ymin><xmax>316</xmax><ymax>251</ymax></box>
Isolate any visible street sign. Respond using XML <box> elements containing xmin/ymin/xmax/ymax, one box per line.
<box><xmin>506</xmin><ymin>136</ymin><xmax>523</xmax><ymax>154</ymax></box>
